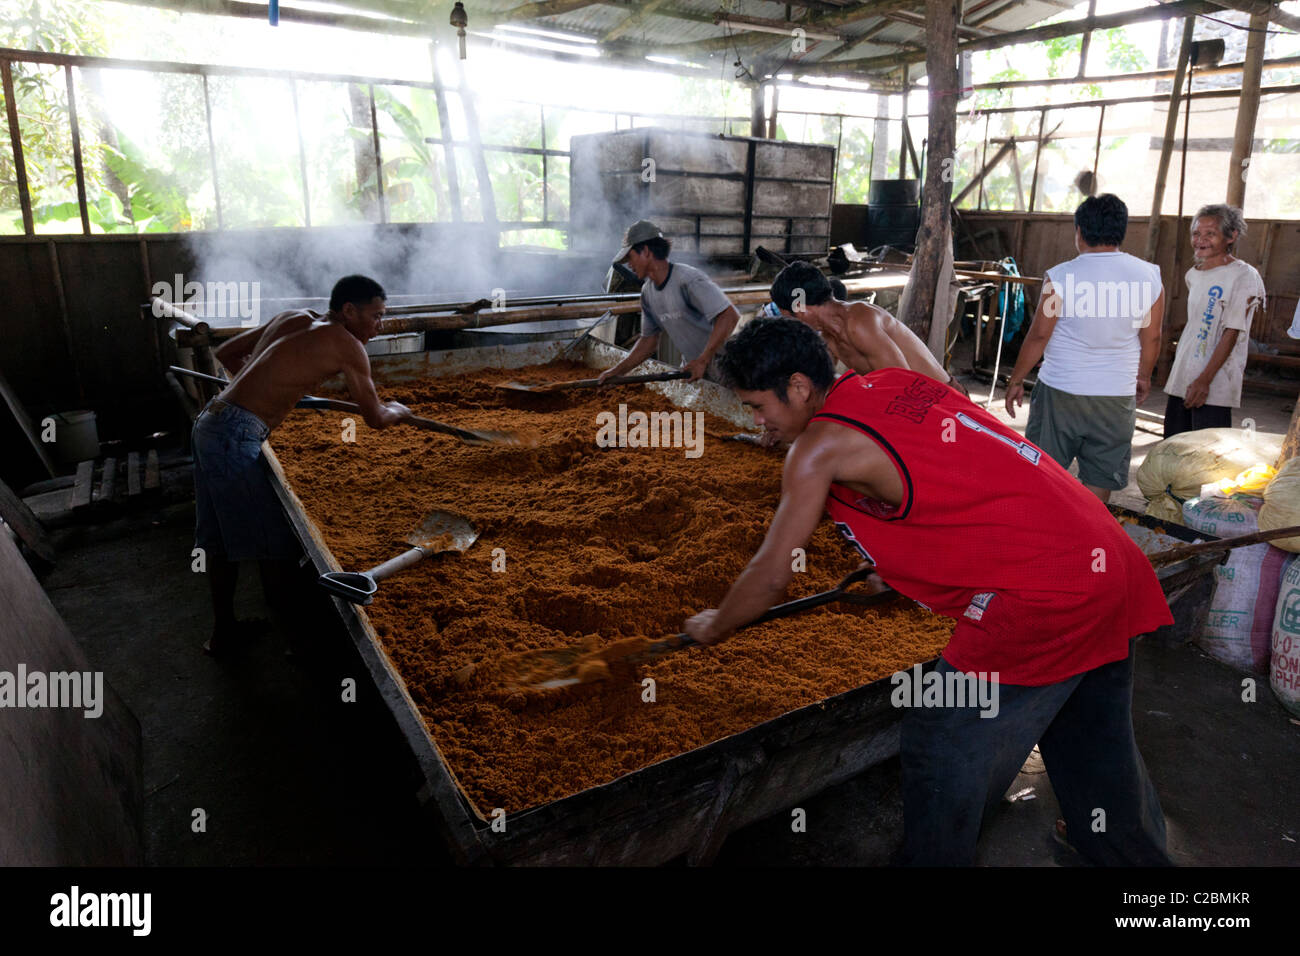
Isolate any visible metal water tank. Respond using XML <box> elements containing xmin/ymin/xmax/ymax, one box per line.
<box><xmin>867</xmin><ymin>179</ymin><xmax>920</xmax><ymax>251</ymax></box>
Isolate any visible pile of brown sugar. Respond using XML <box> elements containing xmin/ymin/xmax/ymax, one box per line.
<box><xmin>271</xmin><ymin>361</ymin><xmax>954</xmax><ymax>813</ymax></box>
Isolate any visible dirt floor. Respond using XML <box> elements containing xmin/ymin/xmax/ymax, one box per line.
<box><xmin>23</xmin><ymin>346</ymin><xmax>1300</xmax><ymax>866</ymax></box>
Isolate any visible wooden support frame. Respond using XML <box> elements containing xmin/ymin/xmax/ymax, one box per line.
<box><xmin>797</xmin><ymin>0</ymin><xmax>1226</xmax><ymax>76</ymax></box>
<box><xmin>64</xmin><ymin>65</ymin><xmax>90</xmax><ymax>236</ymax></box>
<box><xmin>902</xmin><ymin>0</ymin><xmax>959</xmax><ymax>342</ymax></box>
<box><xmin>1226</xmin><ymin>9</ymin><xmax>1268</xmax><ymax>209</ymax></box>
<box><xmin>1150</xmin><ymin>19</ymin><xmax>1191</xmax><ymax>263</ymax></box>
<box><xmin>453</xmin><ymin>55</ymin><xmax>499</xmax><ymax>230</ymax></box>
<box><xmin>367</xmin><ymin>83</ymin><xmax>388</xmax><ymax>224</ymax></box>
<box><xmin>289</xmin><ymin>79</ymin><xmax>311</xmax><ymax>226</ymax></box>
<box><xmin>427</xmin><ymin>43</ymin><xmax>464</xmax><ymax>224</ymax></box>
<box><xmin>1</xmin><ymin>58</ymin><xmax>34</xmax><ymax>235</ymax></box>
<box><xmin>201</xmin><ymin>74</ymin><xmax>224</xmax><ymax>229</ymax></box>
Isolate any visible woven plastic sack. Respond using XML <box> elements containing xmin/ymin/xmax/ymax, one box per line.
<box><xmin>1259</xmin><ymin>456</ymin><xmax>1300</xmax><ymax>552</ymax></box>
<box><xmin>1183</xmin><ymin>495</ymin><xmax>1282</xmax><ymax>675</ymax></box>
<box><xmin>1139</xmin><ymin>428</ymin><xmax>1282</xmax><ymax>518</ymax></box>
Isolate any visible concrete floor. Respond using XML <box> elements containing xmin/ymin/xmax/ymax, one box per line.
<box><xmin>26</xmin><ymin>354</ymin><xmax>1300</xmax><ymax>867</ymax></box>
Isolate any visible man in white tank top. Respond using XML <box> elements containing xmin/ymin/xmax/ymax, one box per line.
<box><xmin>1005</xmin><ymin>194</ymin><xmax>1164</xmax><ymax>502</ymax></box>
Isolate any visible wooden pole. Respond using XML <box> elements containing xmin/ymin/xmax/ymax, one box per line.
<box><xmin>1</xmin><ymin>60</ymin><xmax>34</xmax><ymax>235</ymax></box>
<box><xmin>1144</xmin><ymin>17</ymin><xmax>1194</xmax><ymax>263</ymax></box>
<box><xmin>64</xmin><ymin>65</ymin><xmax>90</xmax><ymax>235</ymax></box>
<box><xmin>795</xmin><ymin>0</ymin><xmax>1224</xmax><ymax>76</ymax></box>
<box><xmin>1278</xmin><ymin>402</ymin><xmax>1300</xmax><ymax>469</ymax></box>
<box><xmin>901</xmin><ymin>0</ymin><xmax>959</xmax><ymax>342</ymax></box>
<box><xmin>953</xmin><ymin>139</ymin><xmax>1014</xmax><ymax>206</ymax></box>
<box><xmin>454</xmin><ymin>55</ymin><xmax>499</xmax><ymax>231</ymax></box>
<box><xmin>428</xmin><ymin>43</ymin><xmax>463</xmax><ymax>223</ymax></box>
<box><xmin>1226</xmin><ymin>10</ymin><xmax>1268</xmax><ymax>209</ymax></box>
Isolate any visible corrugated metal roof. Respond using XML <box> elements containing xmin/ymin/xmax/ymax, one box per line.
<box><xmin>236</xmin><ymin>0</ymin><xmax>1090</xmax><ymax>78</ymax></box>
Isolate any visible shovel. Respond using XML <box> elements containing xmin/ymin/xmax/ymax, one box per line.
<box><xmin>496</xmin><ymin>369</ymin><xmax>691</xmax><ymax>394</ymax></box>
<box><xmin>1145</xmin><ymin>524</ymin><xmax>1300</xmax><ymax>567</ymax></box>
<box><xmin>318</xmin><ymin>510</ymin><xmax>478</xmax><ymax>605</ymax></box>
<box><xmin>168</xmin><ymin>366</ymin><xmax>532</xmax><ymax>447</ymax></box>
<box><xmin>500</xmin><ymin>565</ymin><xmax>897</xmax><ymax>691</ymax></box>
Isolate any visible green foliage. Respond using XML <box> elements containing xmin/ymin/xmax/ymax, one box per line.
<box><xmin>0</xmin><ymin>0</ymin><xmax>108</xmax><ymax>54</ymax></box>
<box><xmin>1043</xmin><ymin>36</ymin><xmax>1081</xmax><ymax>79</ymax></box>
<box><xmin>836</xmin><ymin>122</ymin><xmax>872</xmax><ymax>204</ymax></box>
<box><xmin>0</xmin><ymin>0</ymin><xmax>111</xmax><ymax>231</ymax></box>
<box><xmin>1101</xmin><ymin>28</ymin><xmax>1149</xmax><ymax>74</ymax></box>
<box><xmin>101</xmin><ymin>135</ymin><xmax>193</xmax><ymax>231</ymax></box>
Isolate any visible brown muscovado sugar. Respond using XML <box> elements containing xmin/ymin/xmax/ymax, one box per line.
<box><xmin>271</xmin><ymin>362</ymin><xmax>954</xmax><ymax>813</ymax></box>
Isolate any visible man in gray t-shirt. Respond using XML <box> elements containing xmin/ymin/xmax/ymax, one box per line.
<box><xmin>598</xmin><ymin>219</ymin><xmax>740</xmax><ymax>384</ymax></box>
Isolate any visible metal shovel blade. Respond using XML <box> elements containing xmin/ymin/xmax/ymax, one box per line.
<box><xmin>319</xmin><ymin>510</ymin><xmax>478</xmax><ymax>605</ymax></box>
<box><xmin>407</xmin><ymin>509</ymin><xmax>479</xmax><ymax>553</ymax></box>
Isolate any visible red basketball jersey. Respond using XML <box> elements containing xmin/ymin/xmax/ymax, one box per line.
<box><xmin>811</xmin><ymin>369</ymin><xmax>1172</xmax><ymax>685</ymax></box>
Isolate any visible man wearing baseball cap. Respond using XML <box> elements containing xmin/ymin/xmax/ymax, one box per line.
<box><xmin>598</xmin><ymin>219</ymin><xmax>740</xmax><ymax>384</ymax></box>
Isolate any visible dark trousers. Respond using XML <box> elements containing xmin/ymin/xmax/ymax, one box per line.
<box><xmin>1164</xmin><ymin>394</ymin><xmax>1232</xmax><ymax>438</ymax></box>
<box><xmin>900</xmin><ymin>643</ymin><xmax>1172</xmax><ymax>866</ymax></box>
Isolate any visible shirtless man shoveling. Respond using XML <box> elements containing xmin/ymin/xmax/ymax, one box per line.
<box><xmin>770</xmin><ymin>261</ymin><xmax>970</xmax><ymax>397</ymax></box>
<box><xmin>194</xmin><ymin>274</ymin><xmax>410</xmax><ymax>655</ymax></box>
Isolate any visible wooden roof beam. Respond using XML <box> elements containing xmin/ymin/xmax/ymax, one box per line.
<box><xmin>1208</xmin><ymin>0</ymin><xmax>1300</xmax><ymax>34</ymax></box>
<box><xmin>884</xmin><ymin>9</ymin><xmax>998</xmax><ymax>36</ymax></box>
<box><xmin>796</xmin><ymin>0</ymin><xmax>1227</xmax><ymax>75</ymax></box>
<box><xmin>601</xmin><ymin>0</ymin><xmax>675</xmax><ymax>42</ymax></box>
<box><xmin>478</xmin><ymin>0</ymin><xmax>604</xmax><ymax>28</ymax></box>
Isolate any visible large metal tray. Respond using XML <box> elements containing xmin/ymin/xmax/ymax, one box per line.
<box><xmin>260</xmin><ymin>340</ymin><xmax>1219</xmax><ymax>865</ymax></box>
<box><xmin>261</xmin><ymin>338</ymin><xmax>931</xmax><ymax>865</ymax></box>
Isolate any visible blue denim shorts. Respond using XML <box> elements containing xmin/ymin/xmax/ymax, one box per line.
<box><xmin>192</xmin><ymin>399</ymin><xmax>300</xmax><ymax>562</ymax></box>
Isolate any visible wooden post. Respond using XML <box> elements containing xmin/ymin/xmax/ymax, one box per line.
<box><xmin>201</xmin><ymin>74</ymin><xmax>224</xmax><ymax>229</ymax></box>
<box><xmin>1226</xmin><ymin>10</ymin><xmax>1268</xmax><ymax>209</ymax></box>
<box><xmin>901</xmin><ymin>0</ymin><xmax>959</xmax><ymax>342</ymax></box>
<box><xmin>1078</xmin><ymin>0</ymin><xmax>1098</xmax><ymax>77</ymax></box>
<box><xmin>454</xmin><ymin>55</ymin><xmax>499</xmax><ymax>229</ymax></box>
<box><xmin>427</xmin><ymin>42</ymin><xmax>463</xmax><ymax>223</ymax></box>
<box><xmin>751</xmin><ymin>81</ymin><xmax>766</xmax><ymax>138</ymax></box>
<box><xmin>368</xmin><ymin>84</ymin><xmax>388</xmax><ymax>224</ymax></box>
<box><xmin>64</xmin><ymin>65</ymin><xmax>90</xmax><ymax>236</ymax></box>
<box><xmin>1</xmin><ymin>59</ymin><xmax>34</xmax><ymax>235</ymax></box>
<box><xmin>1278</xmin><ymin>402</ymin><xmax>1300</xmax><ymax>470</ymax></box>
<box><xmin>1027</xmin><ymin>107</ymin><xmax>1046</xmax><ymax>213</ymax></box>
<box><xmin>1144</xmin><ymin>17</ymin><xmax>1194</xmax><ymax>262</ymax></box>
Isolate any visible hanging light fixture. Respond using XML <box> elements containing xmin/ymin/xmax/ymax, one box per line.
<box><xmin>450</xmin><ymin>3</ymin><xmax>469</xmax><ymax>59</ymax></box>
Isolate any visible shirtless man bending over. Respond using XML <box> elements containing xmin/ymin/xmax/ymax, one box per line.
<box><xmin>194</xmin><ymin>273</ymin><xmax>410</xmax><ymax>655</ymax></box>
<box><xmin>771</xmin><ymin>261</ymin><xmax>969</xmax><ymax>397</ymax></box>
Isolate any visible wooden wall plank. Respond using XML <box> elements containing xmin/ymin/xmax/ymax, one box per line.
<box><xmin>0</xmin><ymin>476</ymin><xmax>54</xmax><ymax>564</ymax></box>
<box><xmin>0</xmin><ymin>528</ymin><xmax>142</xmax><ymax>864</ymax></box>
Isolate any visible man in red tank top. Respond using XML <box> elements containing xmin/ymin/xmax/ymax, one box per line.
<box><xmin>685</xmin><ymin>317</ymin><xmax>1173</xmax><ymax>866</ymax></box>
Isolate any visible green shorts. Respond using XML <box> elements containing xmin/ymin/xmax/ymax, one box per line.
<box><xmin>1025</xmin><ymin>381</ymin><xmax>1135</xmax><ymax>491</ymax></box>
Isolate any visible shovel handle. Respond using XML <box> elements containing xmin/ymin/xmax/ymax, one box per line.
<box><xmin>595</xmin><ymin>370</ymin><xmax>692</xmax><ymax>388</ymax></box>
<box><xmin>367</xmin><ymin>547</ymin><xmax>427</xmax><ymax>583</ymax></box>
<box><xmin>295</xmin><ymin>396</ymin><xmax>495</xmax><ymax>443</ymax></box>
<box><xmin>654</xmin><ymin>565</ymin><xmax>895</xmax><ymax>654</ymax></box>
<box><xmin>1147</xmin><ymin>525</ymin><xmax>1300</xmax><ymax>567</ymax></box>
<box><xmin>169</xmin><ymin>365</ymin><xmax>227</xmax><ymax>386</ymax></box>
<box><xmin>540</xmin><ymin>370</ymin><xmax>692</xmax><ymax>392</ymax></box>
